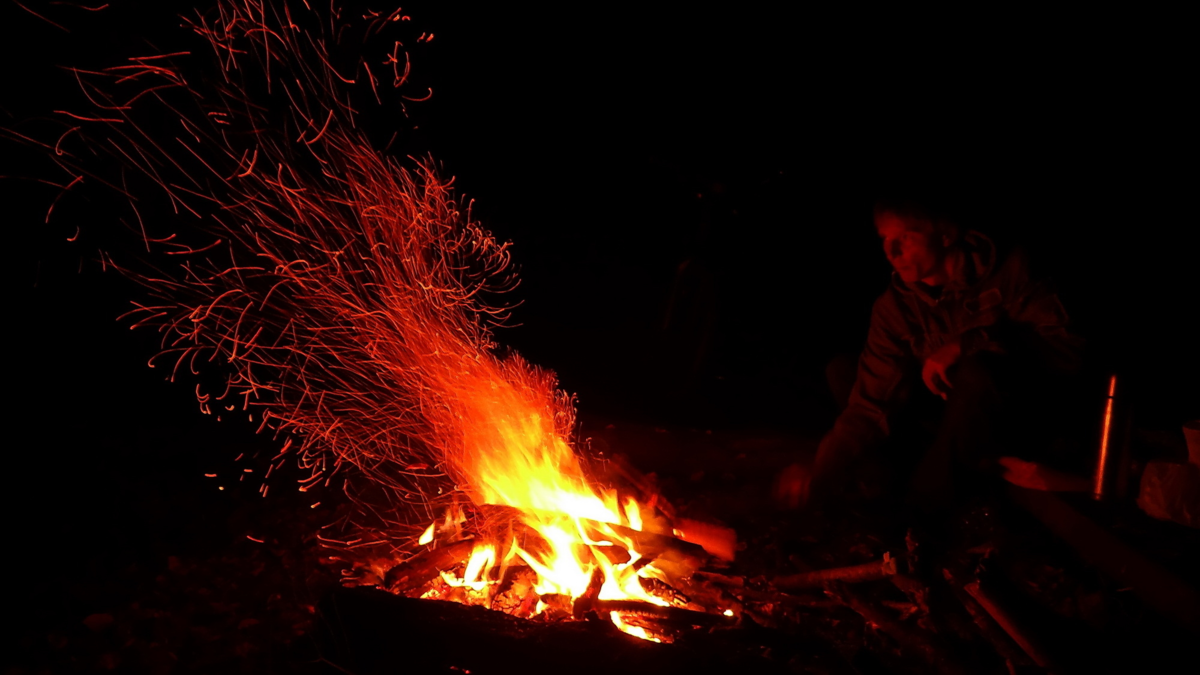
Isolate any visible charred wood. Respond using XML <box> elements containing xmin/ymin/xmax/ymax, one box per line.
<box><xmin>573</xmin><ymin>567</ymin><xmax>606</xmax><ymax>619</ymax></box>
<box><xmin>673</xmin><ymin>518</ymin><xmax>738</xmax><ymax>561</ymax></box>
<box><xmin>942</xmin><ymin>570</ymin><xmax>1035</xmax><ymax>670</ymax></box>
<box><xmin>639</xmin><ymin>576</ymin><xmax>691</xmax><ymax>607</ymax></box>
<box><xmin>963</xmin><ymin>580</ymin><xmax>1053</xmax><ymax>669</ymax></box>
<box><xmin>828</xmin><ymin>583</ymin><xmax>967</xmax><ymax>675</ymax></box>
<box><xmin>581</xmin><ymin>519</ymin><xmax>709</xmax><ymax>563</ymax></box>
<box><xmin>774</xmin><ymin>555</ymin><xmax>898</xmax><ymax>591</ymax></box>
<box><xmin>383</xmin><ymin>539</ymin><xmax>475</xmax><ymax>594</ymax></box>
<box><xmin>595</xmin><ymin>600</ymin><xmax>736</xmax><ymax>628</ymax></box>
<box><xmin>890</xmin><ymin>573</ymin><xmax>931</xmax><ymax>616</ymax></box>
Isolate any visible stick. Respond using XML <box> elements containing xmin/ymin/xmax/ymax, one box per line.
<box><xmin>581</xmin><ymin>519</ymin><xmax>708</xmax><ymax>562</ymax></box>
<box><xmin>595</xmin><ymin>600</ymin><xmax>736</xmax><ymax>627</ymax></box>
<box><xmin>963</xmin><ymin>581</ymin><xmax>1053</xmax><ymax>669</ymax></box>
<box><xmin>573</xmin><ymin>567</ymin><xmax>605</xmax><ymax>619</ymax></box>
<box><xmin>774</xmin><ymin>555</ymin><xmax>897</xmax><ymax>591</ymax></box>
<box><xmin>384</xmin><ymin>539</ymin><xmax>476</xmax><ymax>594</ymax></box>
<box><xmin>829</xmin><ymin>584</ymin><xmax>966</xmax><ymax>675</ymax></box>
<box><xmin>673</xmin><ymin>518</ymin><xmax>737</xmax><ymax>562</ymax></box>
<box><xmin>942</xmin><ymin>571</ymin><xmax>1033</xmax><ymax>669</ymax></box>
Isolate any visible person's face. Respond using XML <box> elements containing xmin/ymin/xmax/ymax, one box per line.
<box><xmin>875</xmin><ymin>211</ymin><xmax>949</xmax><ymax>285</ymax></box>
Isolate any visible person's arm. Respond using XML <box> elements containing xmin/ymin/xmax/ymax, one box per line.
<box><xmin>777</xmin><ymin>293</ymin><xmax>912</xmax><ymax>508</ymax></box>
<box><xmin>963</xmin><ymin>248</ymin><xmax>1082</xmax><ymax>373</ymax></box>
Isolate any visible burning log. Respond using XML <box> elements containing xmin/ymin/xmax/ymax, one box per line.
<box><xmin>572</xmin><ymin>568</ymin><xmax>606</xmax><ymax>619</ymax></box>
<box><xmin>384</xmin><ymin>539</ymin><xmax>476</xmax><ymax>594</ymax></box>
<box><xmin>593</xmin><ymin>543</ymin><xmax>632</xmax><ymax>565</ymax></box>
<box><xmin>581</xmin><ymin>519</ymin><xmax>708</xmax><ymax>563</ymax></box>
<box><xmin>638</xmin><ymin>577</ymin><xmax>690</xmax><ymax>607</ymax></box>
<box><xmin>773</xmin><ymin>554</ymin><xmax>897</xmax><ymax>591</ymax></box>
<box><xmin>595</xmin><ymin>600</ymin><xmax>736</xmax><ymax>628</ymax></box>
<box><xmin>673</xmin><ymin>518</ymin><xmax>738</xmax><ymax>562</ymax></box>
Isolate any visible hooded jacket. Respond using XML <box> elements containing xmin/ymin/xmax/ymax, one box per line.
<box><xmin>809</xmin><ymin>231</ymin><xmax>1082</xmax><ymax>501</ymax></box>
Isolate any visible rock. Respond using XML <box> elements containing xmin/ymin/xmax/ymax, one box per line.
<box><xmin>1136</xmin><ymin>461</ymin><xmax>1200</xmax><ymax>529</ymax></box>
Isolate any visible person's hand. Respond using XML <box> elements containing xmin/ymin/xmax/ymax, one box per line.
<box><xmin>921</xmin><ymin>340</ymin><xmax>962</xmax><ymax>400</ymax></box>
<box><xmin>997</xmin><ymin>456</ymin><xmax>1042</xmax><ymax>489</ymax></box>
<box><xmin>998</xmin><ymin>456</ymin><xmax>1090</xmax><ymax>492</ymax></box>
<box><xmin>774</xmin><ymin>462</ymin><xmax>811</xmax><ymax>509</ymax></box>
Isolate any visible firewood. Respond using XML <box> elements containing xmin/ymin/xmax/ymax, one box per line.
<box><xmin>384</xmin><ymin>539</ymin><xmax>476</xmax><ymax>594</ymax></box>
<box><xmin>538</xmin><ymin>593</ymin><xmax>574</xmax><ymax>618</ymax></box>
<box><xmin>738</xmin><ymin>586</ymin><xmax>837</xmax><ymax>609</ymax></box>
<box><xmin>890</xmin><ymin>573</ymin><xmax>931</xmax><ymax>616</ymax></box>
<box><xmin>942</xmin><ymin>570</ymin><xmax>1034</xmax><ymax>669</ymax></box>
<box><xmin>673</xmin><ymin>575</ymin><xmax>743</xmax><ymax>616</ymax></box>
<box><xmin>963</xmin><ymin>581</ymin><xmax>1052</xmax><ymax>669</ymax></box>
<box><xmin>638</xmin><ymin>576</ymin><xmax>690</xmax><ymax>607</ymax></box>
<box><xmin>827</xmin><ymin>583</ymin><xmax>967</xmax><ymax>675</ymax></box>
<box><xmin>773</xmin><ymin>554</ymin><xmax>897</xmax><ymax>591</ymax></box>
<box><xmin>573</xmin><ymin>567</ymin><xmax>605</xmax><ymax>619</ymax></box>
<box><xmin>594</xmin><ymin>600</ymin><xmax>736</xmax><ymax>628</ymax></box>
<box><xmin>594</xmin><ymin>543</ymin><xmax>632</xmax><ymax>565</ymax></box>
<box><xmin>693</xmin><ymin>571</ymin><xmax>744</xmax><ymax>587</ymax></box>
<box><xmin>673</xmin><ymin>518</ymin><xmax>737</xmax><ymax>562</ymax></box>
<box><xmin>581</xmin><ymin>519</ymin><xmax>708</xmax><ymax>563</ymax></box>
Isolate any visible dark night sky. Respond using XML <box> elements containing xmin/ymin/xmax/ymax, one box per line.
<box><xmin>2</xmin><ymin>2</ymin><xmax>1196</xmax><ymax>534</ymax></box>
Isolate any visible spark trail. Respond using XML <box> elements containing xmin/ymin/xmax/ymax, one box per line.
<box><xmin>28</xmin><ymin>0</ymin><xmax>589</xmax><ymax>548</ymax></box>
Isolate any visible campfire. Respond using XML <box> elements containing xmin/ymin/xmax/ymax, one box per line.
<box><xmin>359</xmin><ymin>320</ymin><xmax>739</xmax><ymax>641</ymax></box>
<box><xmin>30</xmin><ymin>0</ymin><xmax>740</xmax><ymax>645</ymax></box>
<box><xmin>29</xmin><ymin>3</ymin><xmax>1183</xmax><ymax>671</ymax></box>
<box><xmin>384</xmin><ymin>460</ymin><xmax>739</xmax><ymax>642</ymax></box>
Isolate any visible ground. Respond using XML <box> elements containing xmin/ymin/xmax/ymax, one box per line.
<box><xmin>5</xmin><ymin>414</ymin><xmax>1196</xmax><ymax>674</ymax></box>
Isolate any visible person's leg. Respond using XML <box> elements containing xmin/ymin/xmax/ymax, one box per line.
<box><xmin>907</xmin><ymin>352</ymin><xmax>1007</xmax><ymax>510</ymax></box>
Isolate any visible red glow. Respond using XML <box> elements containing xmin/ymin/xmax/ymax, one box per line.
<box><xmin>39</xmin><ymin>1</ymin><xmax>731</xmax><ymax>639</ymax></box>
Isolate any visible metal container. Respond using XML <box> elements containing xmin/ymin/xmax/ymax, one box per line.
<box><xmin>1093</xmin><ymin>374</ymin><xmax>1131</xmax><ymax>500</ymax></box>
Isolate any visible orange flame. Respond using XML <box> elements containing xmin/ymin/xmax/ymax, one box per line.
<box><xmin>39</xmin><ymin>0</ymin><xmax>707</xmax><ymax>640</ymax></box>
<box><xmin>419</xmin><ymin>352</ymin><xmax>678</xmax><ymax>637</ymax></box>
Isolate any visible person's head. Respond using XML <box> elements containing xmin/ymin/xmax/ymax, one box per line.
<box><xmin>873</xmin><ymin>199</ymin><xmax>960</xmax><ymax>287</ymax></box>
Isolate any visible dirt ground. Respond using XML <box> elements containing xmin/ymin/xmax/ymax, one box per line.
<box><xmin>4</xmin><ymin>414</ymin><xmax>1196</xmax><ymax>674</ymax></box>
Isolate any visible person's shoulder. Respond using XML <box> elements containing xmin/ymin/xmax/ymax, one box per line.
<box><xmin>968</xmin><ymin>230</ymin><xmax>1034</xmax><ymax>283</ymax></box>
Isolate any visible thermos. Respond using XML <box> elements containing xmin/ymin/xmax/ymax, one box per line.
<box><xmin>1093</xmin><ymin>374</ymin><xmax>1131</xmax><ymax>500</ymax></box>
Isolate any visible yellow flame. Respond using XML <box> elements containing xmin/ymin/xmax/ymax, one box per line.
<box><xmin>418</xmin><ymin>522</ymin><xmax>435</xmax><ymax>545</ymax></box>
<box><xmin>424</xmin><ymin>353</ymin><xmax>697</xmax><ymax>638</ymax></box>
<box><xmin>610</xmin><ymin>612</ymin><xmax>661</xmax><ymax>643</ymax></box>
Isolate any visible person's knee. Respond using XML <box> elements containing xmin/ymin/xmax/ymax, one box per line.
<box><xmin>951</xmin><ymin>352</ymin><xmax>1001</xmax><ymax>394</ymax></box>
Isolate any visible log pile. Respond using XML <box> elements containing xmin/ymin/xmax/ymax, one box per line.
<box><xmin>330</xmin><ymin>454</ymin><xmax>1075</xmax><ymax>673</ymax></box>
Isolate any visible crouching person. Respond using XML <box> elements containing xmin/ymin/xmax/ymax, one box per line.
<box><xmin>777</xmin><ymin>199</ymin><xmax>1086</xmax><ymax>513</ymax></box>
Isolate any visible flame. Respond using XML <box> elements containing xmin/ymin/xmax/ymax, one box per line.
<box><xmin>418</xmin><ymin>522</ymin><xmax>435</xmax><ymax>546</ymax></box>
<box><xmin>412</xmin><ymin>357</ymin><xmax>683</xmax><ymax>638</ymax></box>
<box><xmin>35</xmin><ymin>0</ymin><xmax>717</xmax><ymax>641</ymax></box>
<box><xmin>610</xmin><ymin>612</ymin><xmax>662</xmax><ymax>643</ymax></box>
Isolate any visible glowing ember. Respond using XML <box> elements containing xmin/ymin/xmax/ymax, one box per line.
<box><xmin>29</xmin><ymin>0</ymin><xmax>731</xmax><ymax>641</ymax></box>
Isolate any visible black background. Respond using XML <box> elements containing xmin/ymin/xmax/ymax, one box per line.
<box><xmin>2</xmin><ymin>0</ymin><xmax>1196</xmax><ymax>617</ymax></box>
